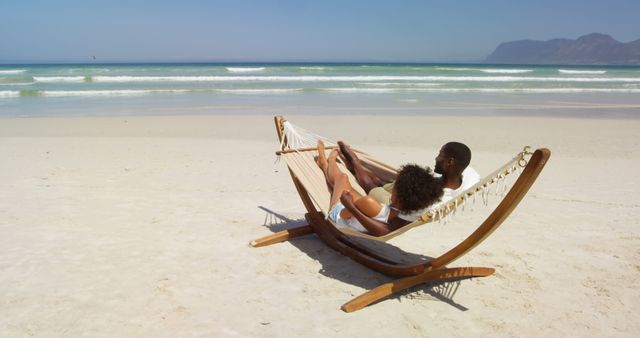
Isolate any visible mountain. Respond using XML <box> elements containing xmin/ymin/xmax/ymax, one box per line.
<box><xmin>485</xmin><ymin>33</ymin><xmax>640</xmax><ymax>65</ymax></box>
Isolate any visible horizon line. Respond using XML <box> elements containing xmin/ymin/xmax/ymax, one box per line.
<box><xmin>0</xmin><ymin>58</ymin><xmax>486</xmax><ymax>65</ymax></box>
<box><xmin>2</xmin><ymin>60</ymin><xmax>638</xmax><ymax>67</ymax></box>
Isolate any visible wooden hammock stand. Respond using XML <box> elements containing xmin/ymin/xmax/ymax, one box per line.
<box><xmin>252</xmin><ymin>116</ymin><xmax>551</xmax><ymax>312</ymax></box>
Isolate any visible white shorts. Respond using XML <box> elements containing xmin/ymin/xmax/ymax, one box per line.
<box><xmin>327</xmin><ymin>202</ymin><xmax>390</xmax><ymax>233</ymax></box>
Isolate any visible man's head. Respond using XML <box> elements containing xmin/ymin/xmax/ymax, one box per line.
<box><xmin>393</xmin><ymin>164</ymin><xmax>443</xmax><ymax>212</ymax></box>
<box><xmin>434</xmin><ymin>142</ymin><xmax>471</xmax><ymax>175</ymax></box>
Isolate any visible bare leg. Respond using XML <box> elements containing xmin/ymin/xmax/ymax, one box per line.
<box><xmin>317</xmin><ymin>142</ymin><xmax>382</xmax><ymax>219</ymax></box>
<box><xmin>338</xmin><ymin>141</ymin><xmax>386</xmax><ymax>193</ymax></box>
<box><xmin>318</xmin><ymin>140</ymin><xmax>353</xmax><ymax>192</ymax></box>
<box><xmin>316</xmin><ymin>140</ymin><xmax>330</xmax><ymax>182</ymax></box>
<box><xmin>327</xmin><ymin>149</ymin><xmax>362</xmax><ymax>202</ymax></box>
<box><xmin>317</xmin><ymin>143</ymin><xmax>363</xmax><ymax>204</ymax></box>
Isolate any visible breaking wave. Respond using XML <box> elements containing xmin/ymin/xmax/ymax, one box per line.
<box><xmin>324</xmin><ymin>88</ymin><xmax>402</xmax><ymax>93</ymax></box>
<box><xmin>323</xmin><ymin>87</ymin><xmax>640</xmax><ymax>94</ymax></box>
<box><xmin>480</xmin><ymin>69</ymin><xmax>533</xmax><ymax>74</ymax></box>
<box><xmin>88</xmin><ymin>75</ymin><xmax>640</xmax><ymax>83</ymax></box>
<box><xmin>361</xmin><ymin>82</ymin><xmax>441</xmax><ymax>87</ymax></box>
<box><xmin>216</xmin><ymin>88</ymin><xmax>303</xmax><ymax>94</ymax></box>
<box><xmin>39</xmin><ymin>89</ymin><xmax>189</xmax><ymax>97</ymax></box>
<box><xmin>558</xmin><ymin>69</ymin><xmax>607</xmax><ymax>75</ymax></box>
<box><xmin>0</xmin><ymin>90</ymin><xmax>20</xmax><ymax>97</ymax></box>
<box><xmin>34</xmin><ymin>76</ymin><xmax>87</xmax><ymax>83</ymax></box>
<box><xmin>3</xmin><ymin>86</ymin><xmax>640</xmax><ymax>99</ymax></box>
<box><xmin>226</xmin><ymin>67</ymin><xmax>265</xmax><ymax>73</ymax></box>
<box><xmin>435</xmin><ymin>67</ymin><xmax>476</xmax><ymax>71</ymax></box>
<box><xmin>0</xmin><ymin>69</ymin><xmax>26</xmax><ymax>74</ymax></box>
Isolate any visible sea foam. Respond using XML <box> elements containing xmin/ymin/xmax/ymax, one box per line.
<box><xmin>92</xmin><ymin>76</ymin><xmax>226</xmax><ymax>82</ymax></box>
<box><xmin>435</xmin><ymin>67</ymin><xmax>476</xmax><ymax>71</ymax></box>
<box><xmin>0</xmin><ymin>90</ymin><xmax>20</xmax><ymax>97</ymax></box>
<box><xmin>0</xmin><ymin>82</ymin><xmax>34</xmax><ymax>86</ymax></box>
<box><xmin>40</xmin><ymin>89</ymin><xmax>189</xmax><ymax>97</ymax></box>
<box><xmin>0</xmin><ymin>70</ymin><xmax>26</xmax><ymax>74</ymax></box>
<box><xmin>89</xmin><ymin>75</ymin><xmax>640</xmax><ymax>83</ymax></box>
<box><xmin>361</xmin><ymin>82</ymin><xmax>441</xmax><ymax>87</ymax></box>
<box><xmin>324</xmin><ymin>88</ymin><xmax>402</xmax><ymax>93</ymax></box>
<box><xmin>480</xmin><ymin>69</ymin><xmax>533</xmax><ymax>74</ymax></box>
<box><xmin>217</xmin><ymin>88</ymin><xmax>303</xmax><ymax>94</ymax></box>
<box><xmin>34</xmin><ymin>76</ymin><xmax>87</xmax><ymax>83</ymax></box>
<box><xmin>226</xmin><ymin>67</ymin><xmax>265</xmax><ymax>73</ymax></box>
<box><xmin>558</xmin><ymin>69</ymin><xmax>607</xmax><ymax>75</ymax></box>
<box><xmin>324</xmin><ymin>87</ymin><xmax>640</xmax><ymax>94</ymax></box>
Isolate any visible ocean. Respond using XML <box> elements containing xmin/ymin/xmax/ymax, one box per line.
<box><xmin>1</xmin><ymin>63</ymin><xmax>639</xmax><ymax>118</ymax></box>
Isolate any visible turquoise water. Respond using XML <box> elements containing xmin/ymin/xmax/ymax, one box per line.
<box><xmin>1</xmin><ymin>63</ymin><xmax>639</xmax><ymax>117</ymax></box>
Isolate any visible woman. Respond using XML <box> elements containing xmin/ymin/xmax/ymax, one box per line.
<box><xmin>316</xmin><ymin>141</ymin><xmax>443</xmax><ymax>236</ymax></box>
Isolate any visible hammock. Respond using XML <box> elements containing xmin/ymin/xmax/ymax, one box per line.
<box><xmin>275</xmin><ymin>118</ymin><xmax>532</xmax><ymax>241</ymax></box>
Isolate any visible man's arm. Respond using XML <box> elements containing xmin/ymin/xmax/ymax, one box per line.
<box><xmin>340</xmin><ymin>191</ymin><xmax>409</xmax><ymax>236</ymax></box>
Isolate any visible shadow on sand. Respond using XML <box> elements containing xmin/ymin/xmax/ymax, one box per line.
<box><xmin>256</xmin><ymin>205</ymin><xmax>470</xmax><ymax>311</ymax></box>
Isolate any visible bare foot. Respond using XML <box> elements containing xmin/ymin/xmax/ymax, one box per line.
<box><xmin>328</xmin><ymin>148</ymin><xmax>340</xmax><ymax>162</ymax></box>
<box><xmin>316</xmin><ymin>140</ymin><xmax>328</xmax><ymax>174</ymax></box>
<box><xmin>338</xmin><ymin>141</ymin><xmax>356</xmax><ymax>172</ymax></box>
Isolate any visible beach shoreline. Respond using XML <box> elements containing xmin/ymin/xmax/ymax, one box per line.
<box><xmin>2</xmin><ymin>63</ymin><xmax>639</xmax><ymax>120</ymax></box>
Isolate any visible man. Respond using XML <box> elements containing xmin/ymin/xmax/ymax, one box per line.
<box><xmin>338</xmin><ymin>141</ymin><xmax>480</xmax><ymax>222</ymax></box>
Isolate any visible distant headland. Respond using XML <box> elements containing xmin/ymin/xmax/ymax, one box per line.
<box><xmin>485</xmin><ymin>33</ymin><xmax>640</xmax><ymax>65</ymax></box>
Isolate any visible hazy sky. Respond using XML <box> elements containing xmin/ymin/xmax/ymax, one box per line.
<box><xmin>1</xmin><ymin>0</ymin><xmax>639</xmax><ymax>63</ymax></box>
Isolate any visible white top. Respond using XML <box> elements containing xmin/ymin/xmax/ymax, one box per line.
<box><xmin>340</xmin><ymin>203</ymin><xmax>391</xmax><ymax>233</ymax></box>
<box><xmin>398</xmin><ymin>166</ymin><xmax>480</xmax><ymax>222</ymax></box>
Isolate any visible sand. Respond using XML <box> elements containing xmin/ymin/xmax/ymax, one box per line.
<box><xmin>0</xmin><ymin>114</ymin><xmax>639</xmax><ymax>337</ymax></box>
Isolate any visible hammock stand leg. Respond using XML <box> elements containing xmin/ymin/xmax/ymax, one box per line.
<box><xmin>252</xmin><ymin>169</ymin><xmax>320</xmax><ymax>247</ymax></box>
<box><xmin>250</xmin><ymin>224</ymin><xmax>315</xmax><ymax>247</ymax></box>
<box><xmin>341</xmin><ymin>266</ymin><xmax>495</xmax><ymax>313</ymax></box>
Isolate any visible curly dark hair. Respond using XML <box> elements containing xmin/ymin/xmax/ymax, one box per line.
<box><xmin>394</xmin><ymin>164</ymin><xmax>443</xmax><ymax>213</ymax></box>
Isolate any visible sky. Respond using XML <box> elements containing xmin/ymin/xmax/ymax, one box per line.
<box><xmin>1</xmin><ymin>0</ymin><xmax>639</xmax><ymax>63</ymax></box>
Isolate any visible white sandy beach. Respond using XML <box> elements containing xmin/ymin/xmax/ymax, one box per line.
<box><xmin>1</xmin><ymin>114</ymin><xmax>639</xmax><ymax>337</ymax></box>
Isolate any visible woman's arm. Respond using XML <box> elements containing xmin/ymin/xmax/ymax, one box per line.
<box><xmin>340</xmin><ymin>191</ymin><xmax>409</xmax><ymax>236</ymax></box>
